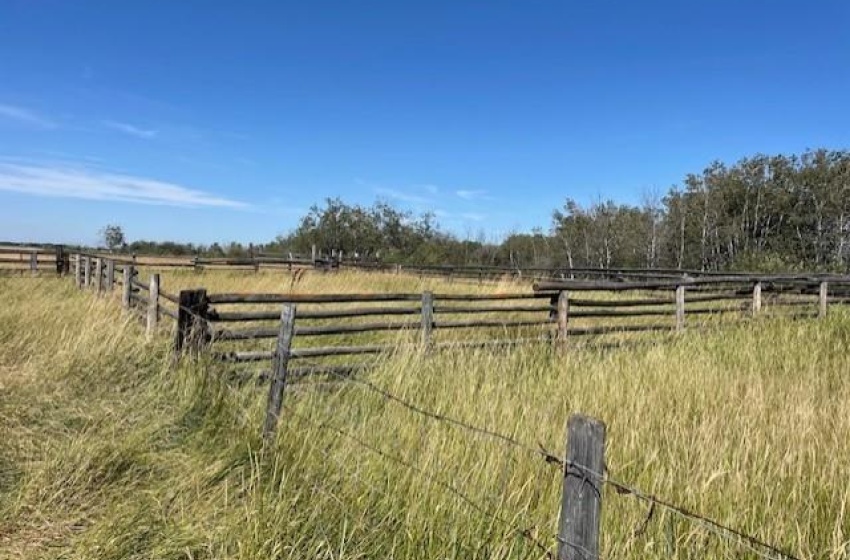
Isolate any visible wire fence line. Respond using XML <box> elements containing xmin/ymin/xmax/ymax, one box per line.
<box><xmin>285</xmin><ymin>366</ymin><xmax>808</xmax><ymax>560</ymax></box>
<box><xmin>285</xmin><ymin>405</ymin><xmax>559</xmax><ymax>559</ymax></box>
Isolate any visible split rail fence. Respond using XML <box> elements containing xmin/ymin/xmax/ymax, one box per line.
<box><xmin>0</xmin><ymin>245</ymin><xmax>70</xmax><ymax>276</ymax></box>
<box><xmin>68</xmin><ymin>253</ymin><xmax>850</xmax><ymax>380</ymax></box>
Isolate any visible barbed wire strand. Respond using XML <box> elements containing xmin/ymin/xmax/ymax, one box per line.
<box><xmin>293</xmin><ymin>366</ymin><xmax>803</xmax><ymax>560</ymax></box>
<box><xmin>285</xmin><ymin>405</ymin><xmax>558</xmax><ymax>560</ymax></box>
<box><xmin>311</xmin><ymin>367</ymin><xmax>564</xmax><ymax>465</ymax></box>
<box><xmin>566</xmin><ymin>461</ymin><xmax>802</xmax><ymax>560</ymax></box>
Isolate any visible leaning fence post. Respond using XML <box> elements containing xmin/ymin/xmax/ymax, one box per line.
<box><xmin>263</xmin><ymin>304</ymin><xmax>297</xmax><ymax>440</ymax></box>
<box><xmin>819</xmin><ymin>281</ymin><xmax>828</xmax><ymax>318</ymax></box>
<box><xmin>557</xmin><ymin>291</ymin><xmax>570</xmax><ymax>347</ymax></box>
<box><xmin>421</xmin><ymin>291</ymin><xmax>434</xmax><ymax>348</ymax></box>
<box><xmin>146</xmin><ymin>273</ymin><xmax>160</xmax><ymax>336</ymax></box>
<box><xmin>675</xmin><ymin>284</ymin><xmax>685</xmax><ymax>332</ymax></box>
<box><xmin>558</xmin><ymin>414</ymin><xmax>606</xmax><ymax>560</ymax></box>
<box><xmin>105</xmin><ymin>259</ymin><xmax>115</xmax><ymax>292</ymax></box>
<box><xmin>174</xmin><ymin>289</ymin><xmax>209</xmax><ymax>356</ymax></box>
<box><xmin>74</xmin><ymin>254</ymin><xmax>82</xmax><ymax>288</ymax></box>
<box><xmin>752</xmin><ymin>281</ymin><xmax>762</xmax><ymax>317</ymax></box>
<box><xmin>122</xmin><ymin>265</ymin><xmax>133</xmax><ymax>308</ymax></box>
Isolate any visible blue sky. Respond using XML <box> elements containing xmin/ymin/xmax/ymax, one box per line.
<box><xmin>2</xmin><ymin>1</ymin><xmax>849</xmax><ymax>245</ymax></box>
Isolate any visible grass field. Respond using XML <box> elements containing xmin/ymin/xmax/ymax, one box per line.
<box><xmin>1</xmin><ymin>274</ymin><xmax>849</xmax><ymax>559</ymax></box>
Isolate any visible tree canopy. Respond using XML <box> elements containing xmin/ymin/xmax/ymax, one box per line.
<box><xmin>94</xmin><ymin>148</ymin><xmax>850</xmax><ymax>272</ymax></box>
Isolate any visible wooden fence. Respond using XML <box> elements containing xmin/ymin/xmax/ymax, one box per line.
<box><xmin>0</xmin><ymin>245</ymin><xmax>70</xmax><ymax>276</ymax></box>
<box><xmin>67</xmin><ymin>254</ymin><xmax>850</xmax><ymax>381</ymax></box>
<box><xmin>55</xmin><ymin>246</ymin><xmax>835</xmax><ymax>283</ymax></box>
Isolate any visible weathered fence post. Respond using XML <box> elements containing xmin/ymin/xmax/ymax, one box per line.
<box><xmin>556</xmin><ymin>291</ymin><xmax>570</xmax><ymax>347</ymax></box>
<box><xmin>311</xmin><ymin>244</ymin><xmax>317</xmax><ymax>263</ymax></box>
<box><xmin>29</xmin><ymin>251</ymin><xmax>37</xmax><ymax>275</ymax></box>
<box><xmin>675</xmin><ymin>284</ymin><xmax>685</xmax><ymax>332</ymax></box>
<box><xmin>83</xmin><ymin>256</ymin><xmax>91</xmax><ymax>288</ymax></box>
<box><xmin>819</xmin><ymin>281</ymin><xmax>828</xmax><ymax>318</ymax></box>
<box><xmin>263</xmin><ymin>304</ymin><xmax>297</xmax><ymax>440</ymax></box>
<box><xmin>59</xmin><ymin>245</ymin><xmax>69</xmax><ymax>275</ymax></box>
<box><xmin>74</xmin><ymin>254</ymin><xmax>82</xmax><ymax>288</ymax></box>
<box><xmin>122</xmin><ymin>265</ymin><xmax>133</xmax><ymax>308</ymax></box>
<box><xmin>55</xmin><ymin>245</ymin><xmax>63</xmax><ymax>276</ymax></box>
<box><xmin>94</xmin><ymin>257</ymin><xmax>104</xmax><ymax>294</ymax></box>
<box><xmin>558</xmin><ymin>414</ymin><xmax>606</xmax><ymax>560</ymax></box>
<box><xmin>174</xmin><ymin>289</ymin><xmax>209</xmax><ymax>356</ymax></box>
<box><xmin>752</xmin><ymin>281</ymin><xmax>762</xmax><ymax>317</ymax></box>
<box><xmin>421</xmin><ymin>291</ymin><xmax>434</xmax><ymax>348</ymax></box>
<box><xmin>105</xmin><ymin>259</ymin><xmax>115</xmax><ymax>292</ymax></box>
<box><xmin>146</xmin><ymin>273</ymin><xmax>160</xmax><ymax>336</ymax></box>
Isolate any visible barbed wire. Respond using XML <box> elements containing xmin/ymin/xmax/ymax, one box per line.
<box><xmin>310</xmin><ymin>367</ymin><xmax>564</xmax><ymax>466</ymax></box>
<box><xmin>565</xmin><ymin>461</ymin><xmax>802</xmax><ymax>560</ymax></box>
<box><xmin>296</xmin><ymin>367</ymin><xmax>807</xmax><ymax>560</ymax></box>
<box><xmin>286</xmin><ymin>405</ymin><xmax>558</xmax><ymax>559</ymax></box>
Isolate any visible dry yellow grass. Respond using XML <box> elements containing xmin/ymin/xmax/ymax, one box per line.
<box><xmin>1</xmin><ymin>273</ymin><xmax>848</xmax><ymax>559</ymax></box>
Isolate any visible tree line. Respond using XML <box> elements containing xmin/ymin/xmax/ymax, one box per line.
<box><xmin>97</xmin><ymin>148</ymin><xmax>850</xmax><ymax>272</ymax></box>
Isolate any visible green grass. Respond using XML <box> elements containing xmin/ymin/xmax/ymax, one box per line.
<box><xmin>1</xmin><ymin>275</ymin><xmax>849</xmax><ymax>559</ymax></box>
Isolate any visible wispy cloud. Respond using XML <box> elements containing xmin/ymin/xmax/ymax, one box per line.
<box><xmin>433</xmin><ymin>209</ymin><xmax>487</xmax><ymax>223</ymax></box>
<box><xmin>102</xmin><ymin>120</ymin><xmax>157</xmax><ymax>139</ymax></box>
<box><xmin>373</xmin><ymin>187</ymin><xmax>432</xmax><ymax>205</ymax></box>
<box><xmin>0</xmin><ymin>103</ymin><xmax>57</xmax><ymax>129</ymax></box>
<box><xmin>0</xmin><ymin>161</ymin><xmax>247</xmax><ymax>209</ymax></box>
<box><xmin>456</xmin><ymin>189</ymin><xmax>488</xmax><ymax>200</ymax></box>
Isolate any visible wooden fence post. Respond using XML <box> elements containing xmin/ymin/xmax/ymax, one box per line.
<box><xmin>74</xmin><ymin>254</ymin><xmax>82</xmax><ymax>288</ymax></box>
<box><xmin>58</xmin><ymin>245</ymin><xmax>69</xmax><ymax>275</ymax></box>
<box><xmin>105</xmin><ymin>259</ymin><xmax>115</xmax><ymax>292</ymax></box>
<box><xmin>752</xmin><ymin>281</ymin><xmax>762</xmax><ymax>317</ymax></box>
<box><xmin>122</xmin><ymin>265</ymin><xmax>133</xmax><ymax>308</ymax></box>
<box><xmin>29</xmin><ymin>252</ymin><xmax>37</xmax><ymax>275</ymax></box>
<box><xmin>94</xmin><ymin>258</ymin><xmax>103</xmax><ymax>294</ymax></box>
<box><xmin>146</xmin><ymin>273</ymin><xmax>160</xmax><ymax>336</ymax></box>
<box><xmin>819</xmin><ymin>281</ymin><xmax>828</xmax><ymax>318</ymax></box>
<box><xmin>263</xmin><ymin>304</ymin><xmax>297</xmax><ymax>440</ymax></box>
<box><xmin>174</xmin><ymin>289</ymin><xmax>209</xmax><ymax>356</ymax></box>
<box><xmin>675</xmin><ymin>284</ymin><xmax>685</xmax><ymax>332</ymax></box>
<box><xmin>421</xmin><ymin>291</ymin><xmax>434</xmax><ymax>348</ymax></box>
<box><xmin>558</xmin><ymin>414</ymin><xmax>606</xmax><ymax>560</ymax></box>
<box><xmin>557</xmin><ymin>291</ymin><xmax>570</xmax><ymax>347</ymax></box>
<box><xmin>83</xmin><ymin>256</ymin><xmax>91</xmax><ymax>288</ymax></box>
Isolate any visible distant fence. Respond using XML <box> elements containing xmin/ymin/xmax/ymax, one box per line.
<box><xmin>47</xmin><ymin>245</ymin><xmax>842</xmax><ymax>284</ymax></box>
<box><xmin>0</xmin><ymin>245</ymin><xmax>70</xmax><ymax>276</ymax></box>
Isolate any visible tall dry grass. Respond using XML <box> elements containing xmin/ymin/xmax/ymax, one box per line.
<box><xmin>1</xmin><ymin>274</ymin><xmax>848</xmax><ymax>559</ymax></box>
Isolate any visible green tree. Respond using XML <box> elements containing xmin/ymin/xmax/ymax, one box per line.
<box><xmin>99</xmin><ymin>224</ymin><xmax>125</xmax><ymax>252</ymax></box>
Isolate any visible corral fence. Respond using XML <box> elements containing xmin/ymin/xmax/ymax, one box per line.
<box><xmin>68</xmin><ymin>253</ymin><xmax>850</xmax><ymax>381</ymax></box>
<box><xmin>60</xmin><ymin>252</ymin><xmax>833</xmax><ymax>558</ymax></box>
<box><xmin>0</xmin><ymin>245</ymin><xmax>70</xmax><ymax>276</ymax></box>
<box><xmin>15</xmin><ymin>239</ymin><xmax>836</xmax><ymax>285</ymax></box>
